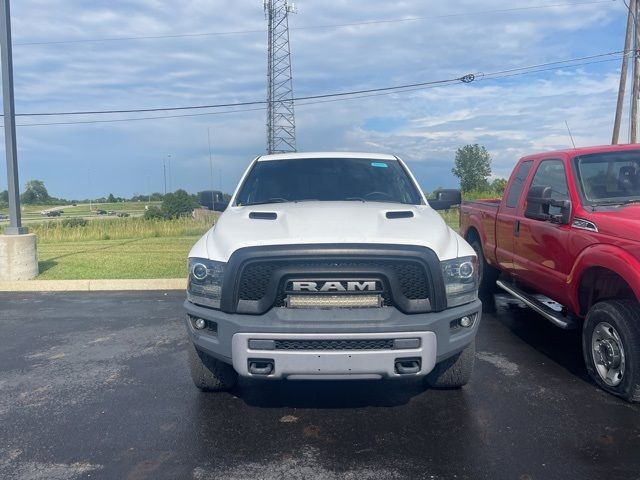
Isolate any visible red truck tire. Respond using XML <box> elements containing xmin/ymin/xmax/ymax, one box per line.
<box><xmin>470</xmin><ymin>240</ymin><xmax>499</xmax><ymax>293</ymax></box>
<box><xmin>582</xmin><ymin>300</ymin><xmax>640</xmax><ymax>402</ymax></box>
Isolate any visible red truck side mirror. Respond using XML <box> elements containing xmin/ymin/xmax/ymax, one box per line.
<box><xmin>428</xmin><ymin>189</ymin><xmax>462</xmax><ymax>210</ymax></box>
<box><xmin>524</xmin><ymin>185</ymin><xmax>571</xmax><ymax>224</ymax></box>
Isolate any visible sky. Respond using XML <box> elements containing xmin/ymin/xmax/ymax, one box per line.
<box><xmin>0</xmin><ymin>0</ymin><xmax>631</xmax><ymax>199</ymax></box>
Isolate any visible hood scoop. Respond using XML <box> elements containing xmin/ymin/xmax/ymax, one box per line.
<box><xmin>249</xmin><ymin>211</ymin><xmax>278</xmax><ymax>220</ymax></box>
<box><xmin>386</xmin><ymin>211</ymin><xmax>414</xmax><ymax>219</ymax></box>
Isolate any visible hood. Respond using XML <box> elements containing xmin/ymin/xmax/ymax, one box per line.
<box><xmin>587</xmin><ymin>204</ymin><xmax>640</xmax><ymax>242</ymax></box>
<box><xmin>189</xmin><ymin>201</ymin><xmax>467</xmax><ymax>262</ymax></box>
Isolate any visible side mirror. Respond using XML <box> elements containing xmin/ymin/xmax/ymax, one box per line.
<box><xmin>524</xmin><ymin>185</ymin><xmax>571</xmax><ymax>224</ymax></box>
<box><xmin>428</xmin><ymin>189</ymin><xmax>461</xmax><ymax>210</ymax></box>
<box><xmin>213</xmin><ymin>202</ymin><xmax>228</xmax><ymax>212</ymax></box>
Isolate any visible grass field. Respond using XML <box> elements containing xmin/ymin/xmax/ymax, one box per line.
<box><xmin>30</xmin><ymin>216</ymin><xmax>214</xmax><ymax>243</ymax></box>
<box><xmin>33</xmin><ymin>215</ymin><xmax>214</xmax><ymax>279</ymax></box>
<box><xmin>439</xmin><ymin>209</ymin><xmax>459</xmax><ymax>230</ymax></box>
<box><xmin>37</xmin><ymin>236</ymin><xmax>199</xmax><ymax>279</ymax></box>
<box><xmin>0</xmin><ymin>201</ymin><xmax>161</xmax><ymax>224</ymax></box>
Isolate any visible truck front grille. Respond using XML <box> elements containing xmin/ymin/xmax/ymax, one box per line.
<box><xmin>238</xmin><ymin>259</ymin><xmax>429</xmax><ymax>305</ymax></box>
<box><xmin>222</xmin><ymin>245</ymin><xmax>444</xmax><ymax>315</ymax></box>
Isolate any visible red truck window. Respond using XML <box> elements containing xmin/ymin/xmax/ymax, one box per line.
<box><xmin>531</xmin><ymin>160</ymin><xmax>570</xmax><ymax>215</ymax></box>
<box><xmin>505</xmin><ymin>161</ymin><xmax>533</xmax><ymax>208</ymax></box>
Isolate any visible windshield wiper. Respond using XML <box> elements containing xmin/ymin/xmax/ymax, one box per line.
<box><xmin>591</xmin><ymin>198</ymin><xmax>640</xmax><ymax>207</ymax></box>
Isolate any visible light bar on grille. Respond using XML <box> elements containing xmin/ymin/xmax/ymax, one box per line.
<box><xmin>285</xmin><ymin>295</ymin><xmax>382</xmax><ymax>309</ymax></box>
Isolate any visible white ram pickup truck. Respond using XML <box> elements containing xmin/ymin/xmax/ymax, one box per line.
<box><xmin>185</xmin><ymin>152</ymin><xmax>481</xmax><ymax>391</ymax></box>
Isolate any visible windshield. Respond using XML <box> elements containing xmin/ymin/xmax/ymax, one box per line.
<box><xmin>574</xmin><ymin>151</ymin><xmax>640</xmax><ymax>205</ymax></box>
<box><xmin>234</xmin><ymin>158</ymin><xmax>424</xmax><ymax>206</ymax></box>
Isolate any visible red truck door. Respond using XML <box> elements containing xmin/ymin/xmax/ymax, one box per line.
<box><xmin>513</xmin><ymin>159</ymin><xmax>574</xmax><ymax>301</ymax></box>
<box><xmin>495</xmin><ymin>160</ymin><xmax>534</xmax><ymax>271</ymax></box>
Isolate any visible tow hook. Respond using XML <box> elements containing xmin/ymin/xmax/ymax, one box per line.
<box><xmin>395</xmin><ymin>358</ymin><xmax>421</xmax><ymax>375</ymax></box>
<box><xmin>248</xmin><ymin>359</ymin><xmax>274</xmax><ymax>376</ymax></box>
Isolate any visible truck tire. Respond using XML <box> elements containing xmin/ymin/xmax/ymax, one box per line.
<box><xmin>188</xmin><ymin>342</ymin><xmax>238</xmax><ymax>391</ymax></box>
<box><xmin>425</xmin><ymin>340</ymin><xmax>475</xmax><ymax>388</ymax></box>
<box><xmin>582</xmin><ymin>300</ymin><xmax>640</xmax><ymax>402</ymax></box>
<box><xmin>470</xmin><ymin>240</ymin><xmax>499</xmax><ymax>293</ymax></box>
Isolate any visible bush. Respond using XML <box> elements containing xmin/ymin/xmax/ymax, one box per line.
<box><xmin>144</xmin><ymin>206</ymin><xmax>167</xmax><ymax>220</ymax></box>
<box><xmin>61</xmin><ymin>218</ymin><xmax>88</xmax><ymax>228</ymax></box>
<box><xmin>162</xmin><ymin>190</ymin><xmax>198</xmax><ymax>219</ymax></box>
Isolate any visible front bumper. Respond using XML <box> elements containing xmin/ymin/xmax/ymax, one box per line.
<box><xmin>231</xmin><ymin>331</ymin><xmax>436</xmax><ymax>379</ymax></box>
<box><xmin>184</xmin><ymin>299</ymin><xmax>482</xmax><ymax>378</ymax></box>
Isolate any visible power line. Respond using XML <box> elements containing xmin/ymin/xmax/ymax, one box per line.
<box><xmin>13</xmin><ymin>0</ymin><xmax>617</xmax><ymax>46</ymax></box>
<box><xmin>5</xmin><ymin>50</ymin><xmax>622</xmax><ymax>119</ymax></box>
<box><xmin>2</xmin><ymin>53</ymin><xmax>625</xmax><ymax>128</ymax></box>
<box><xmin>8</xmin><ymin>75</ymin><xmax>472</xmax><ymax>117</ymax></box>
<box><xmin>479</xmin><ymin>49</ymin><xmax>627</xmax><ymax>76</ymax></box>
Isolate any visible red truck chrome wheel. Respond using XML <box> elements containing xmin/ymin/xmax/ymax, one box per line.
<box><xmin>583</xmin><ymin>300</ymin><xmax>640</xmax><ymax>402</ymax></box>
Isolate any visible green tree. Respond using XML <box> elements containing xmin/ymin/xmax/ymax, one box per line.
<box><xmin>107</xmin><ymin>193</ymin><xmax>116</xmax><ymax>203</ymax></box>
<box><xmin>451</xmin><ymin>144</ymin><xmax>492</xmax><ymax>192</ymax></box>
<box><xmin>161</xmin><ymin>189</ymin><xmax>198</xmax><ymax>219</ymax></box>
<box><xmin>491</xmin><ymin>178</ymin><xmax>508</xmax><ymax>195</ymax></box>
<box><xmin>20</xmin><ymin>180</ymin><xmax>50</xmax><ymax>204</ymax></box>
<box><xmin>143</xmin><ymin>206</ymin><xmax>167</xmax><ymax>220</ymax></box>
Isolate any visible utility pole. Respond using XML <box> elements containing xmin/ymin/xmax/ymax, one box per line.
<box><xmin>0</xmin><ymin>0</ymin><xmax>37</xmax><ymax>280</ymax></box>
<box><xmin>631</xmin><ymin>0</ymin><xmax>640</xmax><ymax>143</ymax></box>
<box><xmin>613</xmin><ymin>0</ymin><xmax>636</xmax><ymax>144</ymax></box>
<box><xmin>0</xmin><ymin>0</ymin><xmax>24</xmax><ymax>234</ymax></box>
<box><xmin>264</xmin><ymin>0</ymin><xmax>297</xmax><ymax>154</ymax></box>
<box><xmin>207</xmin><ymin>127</ymin><xmax>214</xmax><ymax>208</ymax></box>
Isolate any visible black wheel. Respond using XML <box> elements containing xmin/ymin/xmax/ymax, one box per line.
<box><xmin>188</xmin><ymin>342</ymin><xmax>238</xmax><ymax>392</ymax></box>
<box><xmin>470</xmin><ymin>239</ymin><xmax>499</xmax><ymax>293</ymax></box>
<box><xmin>582</xmin><ymin>300</ymin><xmax>640</xmax><ymax>402</ymax></box>
<box><xmin>426</xmin><ymin>341</ymin><xmax>475</xmax><ymax>388</ymax></box>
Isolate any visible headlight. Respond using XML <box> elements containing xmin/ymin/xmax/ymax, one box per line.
<box><xmin>187</xmin><ymin>258</ymin><xmax>225</xmax><ymax>309</ymax></box>
<box><xmin>440</xmin><ymin>255</ymin><xmax>478</xmax><ymax>308</ymax></box>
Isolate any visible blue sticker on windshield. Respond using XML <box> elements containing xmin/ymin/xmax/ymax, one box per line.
<box><xmin>371</xmin><ymin>162</ymin><xmax>388</xmax><ymax>168</ymax></box>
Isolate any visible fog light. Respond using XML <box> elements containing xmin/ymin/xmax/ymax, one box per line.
<box><xmin>459</xmin><ymin>316</ymin><xmax>473</xmax><ymax>328</ymax></box>
<box><xmin>194</xmin><ymin>318</ymin><xmax>206</xmax><ymax>330</ymax></box>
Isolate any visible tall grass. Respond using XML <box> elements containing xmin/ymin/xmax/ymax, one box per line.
<box><xmin>31</xmin><ymin>216</ymin><xmax>214</xmax><ymax>243</ymax></box>
<box><xmin>438</xmin><ymin>209</ymin><xmax>460</xmax><ymax>231</ymax></box>
<box><xmin>462</xmin><ymin>189</ymin><xmax>503</xmax><ymax>201</ymax></box>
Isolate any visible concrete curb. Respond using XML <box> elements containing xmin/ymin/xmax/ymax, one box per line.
<box><xmin>0</xmin><ymin>278</ymin><xmax>186</xmax><ymax>292</ymax></box>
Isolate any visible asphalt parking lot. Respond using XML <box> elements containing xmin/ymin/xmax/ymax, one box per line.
<box><xmin>1</xmin><ymin>292</ymin><xmax>639</xmax><ymax>480</ymax></box>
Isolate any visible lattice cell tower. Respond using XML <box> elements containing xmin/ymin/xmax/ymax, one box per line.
<box><xmin>264</xmin><ymin>0</ymin><xmax>297</xmax><ymax>154</ymax></box>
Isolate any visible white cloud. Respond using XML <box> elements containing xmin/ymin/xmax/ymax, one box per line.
<box><xmin>0</xmin><ymin>0</ymin><xmax>628</xmax><ymax>197</ymax></box>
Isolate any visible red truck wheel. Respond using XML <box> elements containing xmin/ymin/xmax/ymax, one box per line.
<box><xmin>582</xmin><ymin>300</ymin><xmax>640</xmax><ymax>402</ymax></box>
<box><xmin>471</xmin><ymin>240</ymin><xmax>499</xmax><ymax>293</ymax></box>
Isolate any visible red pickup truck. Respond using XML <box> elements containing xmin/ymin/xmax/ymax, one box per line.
<box><xmin>460</xmin><ymin>144</ymin><xmax>640</xmax><ymax>402</ymax></box>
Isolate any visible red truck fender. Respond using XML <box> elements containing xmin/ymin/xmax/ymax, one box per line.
<box><xmin>567</xmin><ymin>244</ymin><xmax>640</xmax><ymax>316</ymax></box>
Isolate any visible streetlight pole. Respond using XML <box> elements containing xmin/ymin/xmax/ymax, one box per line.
<box><xmin>167</xmin><ymin>154</ymin><xmax>172</xmax><ymax>192</ymax></box>
<box><xmin>0</xmin><ymin>0</ymin><xmax>37</xmax><ymax>281</ymax></box>
<box><xmin>0</xmin><ymin>0</ymin><xmax>25</xmax><ymax>235</ymax></box>
<box><xmin>163</xmin><ymin>157</ymin><xmax>167</xmax><ymax>195</ymax></box>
